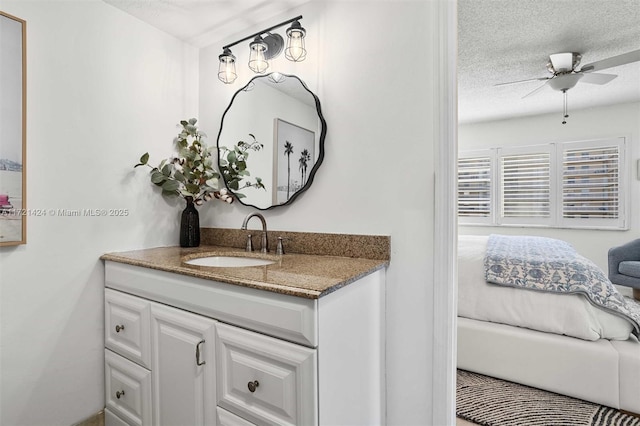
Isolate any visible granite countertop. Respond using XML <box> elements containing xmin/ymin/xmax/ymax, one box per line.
<box><xmin>101</xmin><ymin>245</ymin><xmax>389</xmax><ymax>299</ymax></box>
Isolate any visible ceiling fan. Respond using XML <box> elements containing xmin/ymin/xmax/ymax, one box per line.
<box><xmin>496</xmin><ymin>49</ymin><xmax>640</xmax><ymax>123</ymax></box>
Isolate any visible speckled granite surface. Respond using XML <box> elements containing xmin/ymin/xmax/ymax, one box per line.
<box><xmin>201</xmin><ymin>228</ymin><xmax>390</xmax><ymax>260</ymax></box>
<box><xmin>101</xmin><ymin>242</ymin><xmax>389</xmax><ymax>299</ymax></box>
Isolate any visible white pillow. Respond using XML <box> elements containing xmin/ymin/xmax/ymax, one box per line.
<box><xmin>458</xmin><ymin>235</ymin><xmax>633</xmax><ymax>341</ymax></box>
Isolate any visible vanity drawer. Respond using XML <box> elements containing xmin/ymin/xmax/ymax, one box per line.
<box><xmin>105</xmin><ymin>408</ymin><xmax>130</xmax><ymax>426</ymax></box>
<box><xmin>216</xmin><ymin>322</ymin><xmax>318</xmax><ymax>426</ymax></box>
<box><xmin>105</xmin><ymin>349</ymin><xmax>152</xmax><ymax>426</ymax></box>
<box><xmin>105</xmin><ymin>288</ymin><xmax>151</xmax><ymax>368</ymax></box>
<box><xmin>217</xmin><ymin>407</ymin><xmax>255</xmax><ymax>426</ymax></box>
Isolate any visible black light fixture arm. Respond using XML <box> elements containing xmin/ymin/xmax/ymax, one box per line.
<box><xmin>222</xmin><ymin>15</ymin><xmax>303</xmax><ymax>50</ymax></box>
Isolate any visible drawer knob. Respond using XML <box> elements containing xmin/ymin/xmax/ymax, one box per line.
<box><xmin>115</xmin><ymin>324</ymin><xmax>125</xmax><ymax>333</ymax></box>
<box><xmin>247</xmin><ymin>380</ymin><xmax>259</xmax><ymax>393</ymax></box>
<box><xmin>116</xmin><ymin>390</ymin><xmax>125</xmax><ymax>399</ymax></box>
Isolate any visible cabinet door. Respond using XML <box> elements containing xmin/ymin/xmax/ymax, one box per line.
<box><xmin>150</xmin><ymin>303</ymin><xmax>216</xmax><ymax>426</ymax></box>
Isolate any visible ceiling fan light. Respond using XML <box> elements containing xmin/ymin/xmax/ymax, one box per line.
<box><xmin>548</xmin><ymin>73</ymin><xmax>583</xmax><ymax>91</ymax></box>
<box><xmin>285</xmin><ymin>20</ymin><xmax>306</xmax><ymax>62</ymax></box>
<box><xmin>217</xmin><ymin>48</ymin><xmax>237</xmax><ymax>84</ymax></box>
<box><xmin>248</xmin><ymin>36</ymin><xmax>269</xmax><ymax>74</ymax></box>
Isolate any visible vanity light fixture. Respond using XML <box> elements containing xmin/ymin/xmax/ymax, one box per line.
<box><xmin>248</xmin><ymin>36</ymin><xmax>269</xmax><ymax>73</ymax></box>
<box><xmin>217</xmin><ymin>15</ymin><xmax>306</xmax><ymax>84</ymax></box>
<box><xmin>218</xmin><ymin>48</ymin><xmax>237</xmax><ymax>84</ymax></box>
<box><xmin>285</xmin><ymin>20</ymin><xmax>306</xmax><ymax>61</ymax></box>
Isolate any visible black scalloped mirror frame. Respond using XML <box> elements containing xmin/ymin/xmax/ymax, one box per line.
<box><xmin>216</xmin><ymin>73</ymin><xmax>327</xmax><ymax>210</ymax></box>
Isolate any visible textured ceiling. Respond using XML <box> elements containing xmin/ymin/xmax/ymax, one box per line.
<box><xmin>102</xmin><ymin>0</ymin><xmax>309</xmax><ymax>47</ymax></box>
<box><xmin>102</xmin><ymin>0</ymin><xmax>640</xmax><ymax>124</ymax></box>
<box><xmin>459</xmin><ymin>0</ymin><xmax>640</xmax><ymax>123</ymax></box>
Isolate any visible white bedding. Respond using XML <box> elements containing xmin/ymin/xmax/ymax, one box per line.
<box><xmin>458</xmin><ymin>235</ymin><xmax>633</xmax><ymax>341</ymax></box>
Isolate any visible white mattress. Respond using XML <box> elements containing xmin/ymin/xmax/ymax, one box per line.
<box><xmin>458</xmin><ymin>235</ymin><xmax>634</xmax><ymax>341</ymax></box>
<box><xmin>458</xmin><ymin>316</ymin><xmax>640</xmax><ymax>414</ymax></box>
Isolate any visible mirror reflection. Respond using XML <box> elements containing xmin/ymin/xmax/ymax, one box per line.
<box><xmin>217</xmin><ymin>73</ymin><xmax>326</xmax><ymax>210</ymax></box>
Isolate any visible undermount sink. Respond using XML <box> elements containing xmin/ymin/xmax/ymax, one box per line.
<box><xmin>184</xmin><ymin>255</ymin><xmax>275</xmax><ymax>268</ymax></box>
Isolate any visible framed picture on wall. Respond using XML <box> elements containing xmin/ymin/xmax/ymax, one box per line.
<box><xmin>274</xmin><ymin>118</ymin><xmax>315</xmax><ymax>204</ymax></box>
<box><xmin>0</xmin><ymin>11</ymin><xmax>26</xmax><ymax>246</ymax></box>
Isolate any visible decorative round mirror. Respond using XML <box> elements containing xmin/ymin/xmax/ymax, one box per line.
<box><xmin>216</xmin><ymin>73</ymin><xmax>326</xmax><ymax>210</ymax></box>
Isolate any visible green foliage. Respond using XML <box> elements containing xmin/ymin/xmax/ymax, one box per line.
<box><xmin>135</xmin><ymin>119</ymin><xmax>221</xmax><ymax>204</ymax></box>
<box><xmin>218</xmin><ymin>134</ymin><xmax>266</xmax><ymax>199</ymax></box>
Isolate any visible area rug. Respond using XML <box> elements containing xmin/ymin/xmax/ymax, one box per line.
<box><xmin>457</xmin><ymin>369</ymin><xmax>640</xmax><ymax>426</ymax></box>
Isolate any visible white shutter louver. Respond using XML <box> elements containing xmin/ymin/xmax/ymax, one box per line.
<box><xmin>562</xmin><ymin>146</ymin><xmax>619</xmax><ymax>219</ymax></box>
<box><xmin>458</xmin><ymin>156</ymin><xmax>491</xmax><ymax>218</ymax></box>
<box><xmin>501</xmin><ymin>153</ymin><xmax>550</xmax><ymax>218</ymax></box>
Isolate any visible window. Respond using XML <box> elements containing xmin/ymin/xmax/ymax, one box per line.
<box><xmin>457</xmin><ymin>153</ymin><xmax>492</xmax><ymax>221</ymax></box>
<box><xmin>499</xmin><ymin>148</ymin><xmax>552</xmax><ymax>225</ymax></box>
<box><xmin>458</xmin><ymin>137</ymin><xmax>627</xmax><ymax>229</ymax></box>
<box><xmin>559</xmin><ymin>139</ymin><xmax>624</xmax><ymax>228</ymax></box>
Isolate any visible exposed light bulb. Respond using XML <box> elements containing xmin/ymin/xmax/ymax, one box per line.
<box><xmin>217</xmin><ymin>48</ymin><xmax>237</xmax><ymax>84</ymax></box>
<box><xmin>248</xmin><ymin>36</ymin><xmax>269</xmax><ymax>74</ymax></box>
<box><xmin>285</xmin><ymin>21</ymin><xmax>306</xmax><ymax>62</ymax></box>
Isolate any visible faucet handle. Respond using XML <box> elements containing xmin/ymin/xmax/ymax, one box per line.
<box><xmin>245</xmin><ymin>234</ymin><xmax>253</xmax><ymax>252</ymax></box>
<box><xmin>276</xmin><ymin>237</ymin><xmax>288</xmax><ymax>255</ymax></box>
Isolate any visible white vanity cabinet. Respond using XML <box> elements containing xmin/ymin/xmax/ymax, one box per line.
<box><xmin>105</xmin><ymin>288</ymin><xmax>217</xmax><ymax>425</ymax></box>
<box><xmin>104</xmin><ymin>260</ymin><xmax>385</xmax><ymax>426</ymax></box>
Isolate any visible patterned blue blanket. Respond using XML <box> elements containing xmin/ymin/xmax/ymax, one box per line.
<box><xmin>484</xmin><ymin>234</ymin><xmax>640</xmax><ymax>338</ymax></box>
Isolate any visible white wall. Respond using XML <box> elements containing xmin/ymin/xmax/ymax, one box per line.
<box><xmin>200</xmin><ymin>2</ymin><xmax>437</xmax><ymax>424</ymax></box>
<box><xmin>0</xmin><ymin>1</ymin><xmax>198</xmax><ymax>424</ymax></box>
<box><xmin>459</xmin><ymin>102</ymin><xmax>640</xmax><ymax>279</ymax></box>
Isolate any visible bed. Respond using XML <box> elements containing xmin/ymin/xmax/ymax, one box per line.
<box><xmin>457</xmin><ymin>235</ymin><xmax>640</xmax><ymax>414</ymax></box>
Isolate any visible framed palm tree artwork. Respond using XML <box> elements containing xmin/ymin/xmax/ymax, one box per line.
<box><xmin>274</xmin><ymin>118</ymin><xmax>315</xmax><ymax>204</ymax></box>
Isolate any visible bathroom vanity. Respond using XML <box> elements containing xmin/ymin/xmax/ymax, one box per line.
<box><xmin>102</xmin><ymin>242</ymin><xmax>387</xmax><ymax>426</ymax></box>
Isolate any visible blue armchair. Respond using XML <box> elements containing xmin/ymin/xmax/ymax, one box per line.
<box><xmin>608</xmin><ymin>239</ymin><xmax>640</xmax><ymax>300</ymax></box>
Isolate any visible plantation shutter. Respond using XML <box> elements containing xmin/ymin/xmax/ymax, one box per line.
<box><xmin>559</xmin><ymin>138</ymin><xmax>626</xmax><ymax>228</ymax></box>
<box><xmin>562</xmin><ymin>146</ymin><xmax>619</xmax><ymax>218</ymax></box>
<box><xmin>458</xmin><ymin>154</ymin><xmax>492</xmax><ymax>222</ymax></box>
<box><xmin>499</xmin><ymin>150</ymin><xmax>551</xmax><ymax>223</ymax></box>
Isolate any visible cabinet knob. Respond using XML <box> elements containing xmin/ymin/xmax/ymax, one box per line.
<box><xmin>116</xmin><ymin>390</ymin><xmax>125</xmax><ymax>399</ymax></box>
<box><xmin>115</xmin><ymin>324</ymin><xmax>125</xmax><ymax>333</ymax></box>
<box><xmin>247</xmin><ymin>380</ymin><xmax>259</xmax><ymax>393</ymax></box>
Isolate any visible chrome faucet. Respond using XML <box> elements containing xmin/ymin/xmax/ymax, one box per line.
<box><xmin>241</xmin><ymin>213</ymin><xmax>269</xmax><ymax>253</ymax></box>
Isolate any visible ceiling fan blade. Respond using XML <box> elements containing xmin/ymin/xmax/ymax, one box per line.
<box><xmin>522</xmin><ymin>80</ymin><xmax>550</xmax><ymax>98</ymax></box>
<box><xmin>579</xmin><ymin>72</ymin><xmax>617</xmax><ymax>85</ymax></box>
<box><xmin>495</xmin><ymin>77</ymin><xmax>550</xmax><ymax>87</ymax></box>
<box><xmin>580</xmin><ymin>49</ymin><xmax>640</xmax><ymax>72</ymax></box>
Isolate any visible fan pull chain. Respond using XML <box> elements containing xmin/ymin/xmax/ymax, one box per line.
<box><xmin>562</xmin><ymin>89</ymin><xmax>569</xmax><ymax>124</ymax></box>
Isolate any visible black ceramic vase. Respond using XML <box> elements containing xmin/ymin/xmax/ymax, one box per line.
<box><xmin>180</xmin><ymin>196</ymin><xmax>200</xmax><ymax>247</ymax></box>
